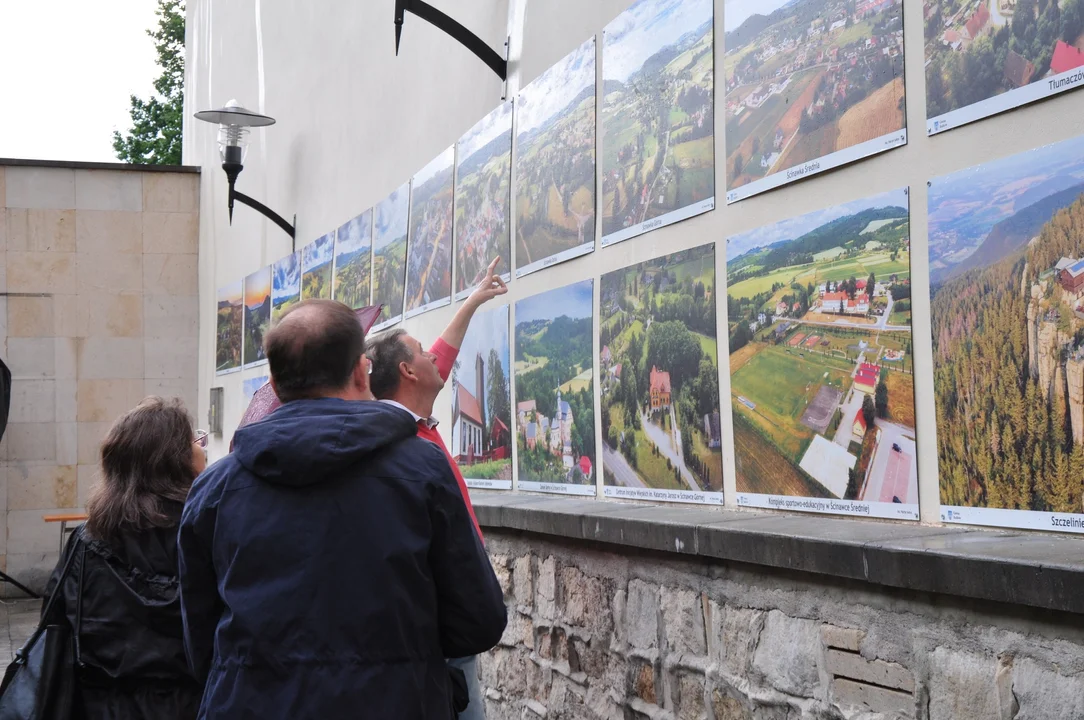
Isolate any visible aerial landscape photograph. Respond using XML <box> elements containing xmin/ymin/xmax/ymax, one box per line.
<box><xmin>727</xmin><ymin>188</ymin><xmax>918</xmax><ymax>517</ymax></box>
<box><xmin>333</xmin><ymin>209</ymin><xmax>372</xmax><ymax>310</ymax></box>
<box><xmin>724</xmin><ymin>0</ymin><xmax>906</xmax><ymax>199</ymax></box>
<box><xmin>242</xmin><ymin>266</ymin><xmax>271</xmax><ymax>367</ymax></box>
<box><xmin>301</xmin><ymin>233</ymin><xmax>334</xmax><ymax>300</ymax></box>
<box><xmin>372</xmin><ymin>182</ymin><xmax>411</xmax><ymax>326</ymax></box>
<box><xmin>515</xmin><ymin>38</ymin><xmax>596</xmax><ymax>275</ymax></box>
<box><xmin>216</xmin><ymin>281</ymin><xmax>243</xmax><ymax>374</ymax></box>
<box><xmin>599</xmin><ymin>244</ymin><xmax>722</xmax><ymax>501</ymax></box>
<box><xmin>601</xmin><ymin>0</ymin><xmax>714</xmax><ymax>245</ymax></box>
<box><xmin>406</xmin><ymin>146</ymin><xmax>454</xmax><ymax>316</ymax></box>
<box><xmin>271</xmin><ymin>251</ymin><xmax>301</xmax><ymax>324</ymax></box>
<box><xmin>929</xmin><ymin>134</ymin><xmax>1084</xmax><ymax>525</ymax></box>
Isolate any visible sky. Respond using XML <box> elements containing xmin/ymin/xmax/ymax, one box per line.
<box><xmin>244</xmin><ymin>267</ymin><xmax>272</xmax><ymax>307</ymax></box>
<box><xmin>456</xmin><ymin>304</ymin><xmax>511</xmax><ymax>402</ymax></box>
<box><xmin>604</xmin><ymin>0</ymin><xmax>712</xmax><ymax>83</ymax></box>
<box><xmin>516</xmin><ymin>279</ymin><xmax>594</xmax><ymax>325</ymax></box>
<box><xmin>273</xmin><ymin>252</ymin><xmax>300</xmax><ymax>298</ymax></box>
<box><xmin>458</xmin><ymin>101</ymin><xmax>513</xmax><ymax>164</ymax></box>
<box><xmin>303</xmin><ymin>233</ymin><xmax>334</xmax><ymax>270</ymax></box>
<box><xmin>0</xmin><ymin>1</ymin><xmax>161</xmax><ymax>162</ymax></box>
<box><xmin>727</xmin><ymin>188</ymin><xmax>910</xmax><ymax>260</ymax></box>
<box><xmin>517</xmin><ymin>38</ymin><xmax>595</xmax><ymax>137</ymax></box>
<box><xmin>375</xmin><ymin>183</ymin><xmax>411</xmax><ymax>248</ymax></box>
<box><xmin>218</xmin><ymin>280</ymin><xmax>243</xmax><ymax>304</ymax></box>
<box><xmin>414</xmin><ymin>145</ymin><xmax>455</xmax><ymax>189</ymax></box>
<box><xmin>725</xmin><ymin>0</ymin><xmax>792</xmax><ymax>32</ymax></box>
<box><xmin>336</xmin><ymin>210</ymin><xmax>372</xmax><ymax>256</ymax></box>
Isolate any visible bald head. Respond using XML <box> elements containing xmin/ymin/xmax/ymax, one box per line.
<box><xmin>264</xmin><ymin>299</ymin><xmax>369</xmax><ymax>403</ymax></box>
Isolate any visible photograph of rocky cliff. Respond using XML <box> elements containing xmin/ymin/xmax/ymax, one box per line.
<box><xmin>929</xmin><ymin>134</ymin><xmax>1084</xmax><ymax>524</ymax></box>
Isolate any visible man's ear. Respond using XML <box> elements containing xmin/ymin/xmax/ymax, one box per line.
<box><xmin>399</xmin><ymin>360</ymin><xmax>417</xmax><ymax>384</ymax></box>
<box><xmin>352</xmin><ymin>357</ymin><xmax>370</xmax><ymax>395</ymax></box>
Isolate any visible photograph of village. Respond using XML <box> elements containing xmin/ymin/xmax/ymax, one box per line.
<box><xmin>301</xmin><ymin>233</ymin><xmax>334</xmax><ymax>300</ymax></box>
<box><xmin>924</xmin><ymin>0</ymin><xmax>1084</xmax><ymax>126</ymax></box>
<box><xmin>242</xmin><ymin>267</ymin><xmax>271</xmax><ymax>367</ymax></box>
<box><xmin>599</xmin><ymin>244</ymin><xmax>723</xmax><ymax>499</ymax></box>
<box><xmin>724</xmin><ymin>0</ymin><xmax>906</xmax><ymax>199</ymax></box>
<box><xmin>929</xmin><ymin>134</ymin><xmax>1084</xmax><ymax>524</ymax></box>
<box><xmin>601</xmin><ymin>0</ymin><xmax>714</xmax><ymax>245</ymax></box>
<box><xmin>515</xmin><ymin>38</ymin><xmax>596</xmax><ymax>276</ymax></box>
<box><xmin>372</xmin><ymin>182</ymin><xmax>411</xmax><ymax>326</ymax></box>
<box><xmin>333</xmin><ymin>210</ymin><xmax>372</xmax><ymax>310</ymax></box>
<box><xmin>514</xmin><ymin>280</ymin><xmax>596</xmax><ymax>490</ymax></box>
<box><xmin>271</xmin><ymin>251</ymin><xmax>301</xmax><ymax>324</ymax></box>
<box><xmin>451</xmin><ymin>305</ymin><xmax>513</xmax><ymax>487</ymax></box>
<box><xmin>726</xmin><ymin>188</ymin><xmax>918</xmax><ymax>517</ymax></box>
<box><xmin>216</xmin><ymin>281</ymin><xmax>243</xmax><ymax>374</ymax></box>
<box><xmin>406</xmin><ymin>146</ymin><xmax>454</xmax><ymax>316</ymax></box>
<box><xmin>455</xmin><ymin>101</ymin><xmax>512</xmax><ymax>297</ymax></box>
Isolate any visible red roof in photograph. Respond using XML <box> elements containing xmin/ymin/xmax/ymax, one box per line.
<box><xmin>854</xmin><ymin>409</ymin><xmax>868</xmax><ymax>430</ymax></box>
<box><xmin>457</xmin><ymin>384</ymin><xmax>483</xmax><ymax>427</ymax></box>
<box><xmin>1051</xmin><ymin>40</ymin><xmax>1084</xmax><ymax>75</ymax></box>
<box><xmin>965</xmin><ymin>5</ymin><xmax>990</xmax><ymax>39</ymax></box>
<box><xmin>856</xmin><ymin>279</ymin><xmax>867</xmax><ymax>289</ymax></box>
<box><xmin>943</xmin><ymin>29</ymin><xmax>961</xmax><ymax>44</ymax></box>
<box><xmin>860</xmin><ymin>363</ymin><xmax>881</xmax><ymax>375</ymax></box>
<box><xmin>823</xmin><ymin>291</ymin><xmax>848</xmax><ymax>303</ymax></box>
<box><xmin>1004</xmin><ymin>49</ymin><xmax>1036</xmax><ymax>87</ymax></box>
<box><xmin>579</xmin><ymin>456</ymin><xmax>593</xmax><ymax>476</ymax></box>
<box><xmin>650</xmin><ymin>366</ymin><xmax>672</xmax><ymax>394</ymax></box>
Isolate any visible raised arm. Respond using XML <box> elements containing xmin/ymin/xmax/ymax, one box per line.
<box><xmin>439</xmin><ymin>257</ymin><xmax>508</xmax><ymax>351</ymax></box>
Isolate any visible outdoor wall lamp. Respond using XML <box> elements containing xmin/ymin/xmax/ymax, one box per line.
<box><xmin>394</xmin><ymin>0</ymin><xmax>509</xmax><ymax>94</ymax></box>
<box><xmin>194</xmin><ymin>100</ymin><xmax>296</xmax><ymax>241</ymax></box>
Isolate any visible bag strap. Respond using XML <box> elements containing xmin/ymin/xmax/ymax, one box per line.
<box><xmin>17</xmin><ymin>528</ymin><xmax>82</xmax><ymax>659</ymax></box>
<box><xmin>73</xmin><ymin>531</ymin><xmax>86</xmax><ymax>667</ymax></box>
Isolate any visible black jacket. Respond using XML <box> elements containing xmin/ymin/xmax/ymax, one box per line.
<box><xmin>41</xmin><ymin>514</ymin><xmax>202</xmax><ymax>719</ymax></box>
<box><xmin>178</xmin><ymin>398</ymin><xmax>507</xmax><ymax>720</ymax></box>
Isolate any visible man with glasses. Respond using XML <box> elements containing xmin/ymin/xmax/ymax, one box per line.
<box><xmin>178</xmin><ymin>298</ymin><xmax>506</xmax><ymax>719</ymax></box>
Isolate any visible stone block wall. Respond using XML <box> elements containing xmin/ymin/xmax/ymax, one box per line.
<box><xmin>0</xmin><ymin>162</ymin><xmax>200</xmax><ymax>591</ymax></box>
<box><xmin>481</xmin><ymin>531</ymin><xmax>1084</xmax><ymax>720</ymax></box>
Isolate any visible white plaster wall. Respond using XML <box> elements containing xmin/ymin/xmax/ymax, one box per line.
<box><xmin>184</xmin><ymin>0</ymin><xmax>1084</xmax><ymax>525</ymax></box>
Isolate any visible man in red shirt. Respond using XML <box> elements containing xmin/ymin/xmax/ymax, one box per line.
<box><xmin>366</xmin><ymin>258</ymin><xmax>507</xmax><ymax>720</ymax></box>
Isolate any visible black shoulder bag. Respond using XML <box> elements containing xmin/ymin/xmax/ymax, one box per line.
<box><xmin>0</xmin><ymin>529</ymin><xmax>86</xmax><ymax>719</ymax></box>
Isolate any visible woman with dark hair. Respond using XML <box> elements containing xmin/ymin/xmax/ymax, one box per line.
<box><xmin>40</xmin><ymin>396</ymin><xmax>206</xmax><ymax>719</ymax></box>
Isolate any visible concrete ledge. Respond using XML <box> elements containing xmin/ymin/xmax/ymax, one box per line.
<box><xmin>0</xmin><ymin>157</ymin><xmax>200</xmax><ymax>173</ymax></box>
<box><xmin>472</xmin><ymin>493</ymin><xmax>1084</xmax><ymax>615</ymax></box>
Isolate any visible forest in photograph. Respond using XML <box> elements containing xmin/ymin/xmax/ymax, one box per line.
<box><xmin>929</xmin><ymin>135</ymin><xmax>1084</xmax><ymax>514</ymax></box>
<box><xmin>599</xmin><ymin>244</ymin><xmax>722</xmax><ymax>493</ymax></box>
<box><xmin>271</xmin><ymin>252</ymin><xmax>301</xmax><ymax>323</ymax></box>
<box><xmin>451</xmin><ymin>305</ymin><xmax>513</xmax><ymax>483</ymax></box>
<box><xmin>243</xmin><ymin>267</ymin><xmax>271</xmax><ymax>366</ymax></box>
<box><xmin>334</xmin><ymin>210</ymin><xmax>372</xmax><ymax>310</ymax></box>
<box><xmin>924</xmin><ymin>0</ymin><xmax>1084</xmax><ymax>119</ymax></box>
<box><xmin>602</xmin><ymin>0</ymin><xmax>714</xmax><ymax>240</ymax></box>
<box><xmin>515</xmin><ymin>39</ymin><xmax>596</xmax><ymax>272</ymax></box>
<box><xmin>216</xmin><ymin>282</ymin><xmax>243</xmax><ymax>373</ymax></box>
<box><xmin>456</xmin><ymin>101</ymin><xmax>512</xmax><ymax>294</ymax></box>
<box><xmin>302</xmin><ymin>233</ymin><xmax>334</xmax><ymax>300</ymax></box>
<box><xmin>724</xmin><ymin>0</ymin><xmax>905</xmax><ymax>192</ymax></box>
<box><xmin>727</xmin><ymin>188</ymin><xmax>917</xmax><ymax>508</ymax></box>
<box><xmin>515</xmin><ymin>280</ymin><xmax>596</xmax><ymax>485</ymax></box>
<box><xmin>373</xmin><ymin>182</ymin><xmax>411</xmax><ymax>324</ymax></box>
<box><xmin>406</xmin><ymin>147</ymin><xmax>454</xmax><ymax>313</ymax></box>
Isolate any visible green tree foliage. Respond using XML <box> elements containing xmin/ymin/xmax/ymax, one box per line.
<box><xmin>113</xmin><ymin>0</ymin><xmax>185</xmax><ymax>165</ymax></box>
<box><xmin>845</xmin><ymin>468</ymin><xmax>858</xmax><ymax>500</ymax></box>
<box><xmin>645</xmin><ymin>321</ymin><xmax>702</xmax><ymax>391</ymax></box>
<box><xmin>862</xmin><ymin>395</ymin><xmax>876</xmax><ymax>431</ymax></box>
<box><xmin>487</xmin><ymin>350</ymin><xmax>511</xmax><ymax>440</ymax></box>
<box><xmin>875</xmin><ymin>378</ymin><xmax>889</xmax><ymax>419</ymax></box>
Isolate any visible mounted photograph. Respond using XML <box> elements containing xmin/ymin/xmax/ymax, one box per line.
<box><xmin>724</xmin><ymin>0</ymin><xmax>907</xmax><ymax>202</ymax></box>
<box><xmin>301</xmin><ymin>233</ymin><xmax>334</xmax><ymax>300</ymax></box>
<box><xmin>406</xmin><ymin>146</ymin><xmax>454</xmax><ymax>317</ymax></box>
<box><xmin>601</xmin><ymin>0</ymin><xmax>715</xmax><ymax>246</ymax></box>
<box><xmin>333</xmin><ymin>209</ymin><xmax>373</xmax><ymax>310</ymax></box>
<box><xmin>372</xmin><ymin>181</ymin><xmax>411</xmax><ymax>329</ymax></box>
<box><xmin>216</xmin><ymin>281</ymin><xmax>243</xmax><ymax>375</ymax></box>
<box><xmin>242</xmin><ymin>266</ymin><xmax>271</xmax><ymax>368</ymax></box>
<box><xmin>599</xmin><ymin>243</ymin><xmax>723</xmax><ymax>504</ymax></box>
<box><xmin>726</xmin><ymin>188</ymin><xmax>918</xmax><ymax>520</ymax></box>
<box><xmin>271</xmin><ymin>251</ymin><xmax>301</xmax><ymax>324</ymax></box>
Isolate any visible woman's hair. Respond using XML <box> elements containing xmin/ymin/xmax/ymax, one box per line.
<box><xmin>85</xmin><ymin>396</ymin><xmax>198</xmax><ymax>543</ymax></box>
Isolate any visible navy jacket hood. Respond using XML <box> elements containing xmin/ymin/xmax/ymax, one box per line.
<box><xmin>232</xmin><ymin>398</ymin><xmax>418</xmax><ymax>487</ymax></box>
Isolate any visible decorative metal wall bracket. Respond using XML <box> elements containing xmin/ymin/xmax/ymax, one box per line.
<box><xmin>223</xmin><ymin>161</ymin><xmax>297</xmax><ymax>244</ymax></box>
<box><xmin>394</xmin><ymin>0</ymin><xmax>509</xmax><ymax>97</ymax></box>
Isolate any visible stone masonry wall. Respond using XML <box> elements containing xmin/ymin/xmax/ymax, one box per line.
<box><xmin>480</xmin><ymin>531</ymin><xmax>1084</xmax><ymax>720</ymax></box>
<box><xmin>0</xmin><ymin>163</ymin><xmax>200</xmax><ymax>592</ymax></box>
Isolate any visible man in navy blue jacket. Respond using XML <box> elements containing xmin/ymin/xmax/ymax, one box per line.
<box><xmin>178</xmin><ymin>299</ymin><xmax>507</xmax><ymax>719</ymax></box>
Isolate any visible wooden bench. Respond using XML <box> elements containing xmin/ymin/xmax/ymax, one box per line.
<box><xmin>43</xmin><ymin>513</ymin><xmax>88</xmax><ymax>553</ymax></box>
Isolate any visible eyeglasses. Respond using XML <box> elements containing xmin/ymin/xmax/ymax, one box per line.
<box><xmin>194</xmin><ymin>430</ymin><xmax>209</xmax><ymax>448</ymax></box>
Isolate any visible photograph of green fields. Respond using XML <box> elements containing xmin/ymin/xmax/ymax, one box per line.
<box><xmin>216</xmin><ymin>281</ymin><xmax>243</xmax><ymax>375</ymax></box>
<box><xmin>242</xmin><ymin>266</ymin><xmax>271</xmax><ymax>367</ymax></box>
<box><xmin>924</xmin><ymin>0</ymin><xmax>1084</xmax><ymax>134</ymax></box>
<box><xmin>601</xmin><ymin>0</ymin><xmax>714</xmax><ymax>246</ymax></box>
<box><xmin>301</xmin><ymin>233</ymin><xmax>333</xmax><ymax>300</ymax></box>
<box><xmin>406</xmin><ymin>146</ymin><xmax>454</xmax><ymax>317</ymax></box>
<box><xmin>514</xmin><ymin>280</ymin><xmax>596</xmax><ymax>493</ymax></box>
<box><xmin>333</xmin><ymin>209</ymin><xmax>372</xmax><ymax>310</ymax></box>
<box><xmin>455</xmin><ymin>101</ymin><xmax>512</xmax><ymax>298</ymax></box>
<box><xmin>727</xmin><ymin>188</ymin><xmax>918</xmax><ymax>519</ymax></box>
<box><xmin>929</xmin><ymin>134</ymin><xmax>1084</xmax><ymax>533</ymax></box>
<box><xmin>599</xmin><ymin>244</ymin><xmax>722</xmax><ymax>503</ymax></box>
<box><xmin>271</xmin><ymin>251</ymin><xmax>300</xmax><ymax>324</ymax></box>
<box><xmin>515</xmin><ymin>38</ymin><xmax>596</xmax><ymax>277</ymax></box>
<box><xmin>451</xmin><ymin>304</ymin><xmax>513</xmax><ymax>489</ymax></box>
<box><xmin>372</xmin><ymin>182</ymin><xmax>410</xmax><ymax>328</ymax></box>
<box><xmin>724</xmin><ymin>0</ymin><xmax>906</xmax><ymax>202</ymax></box>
